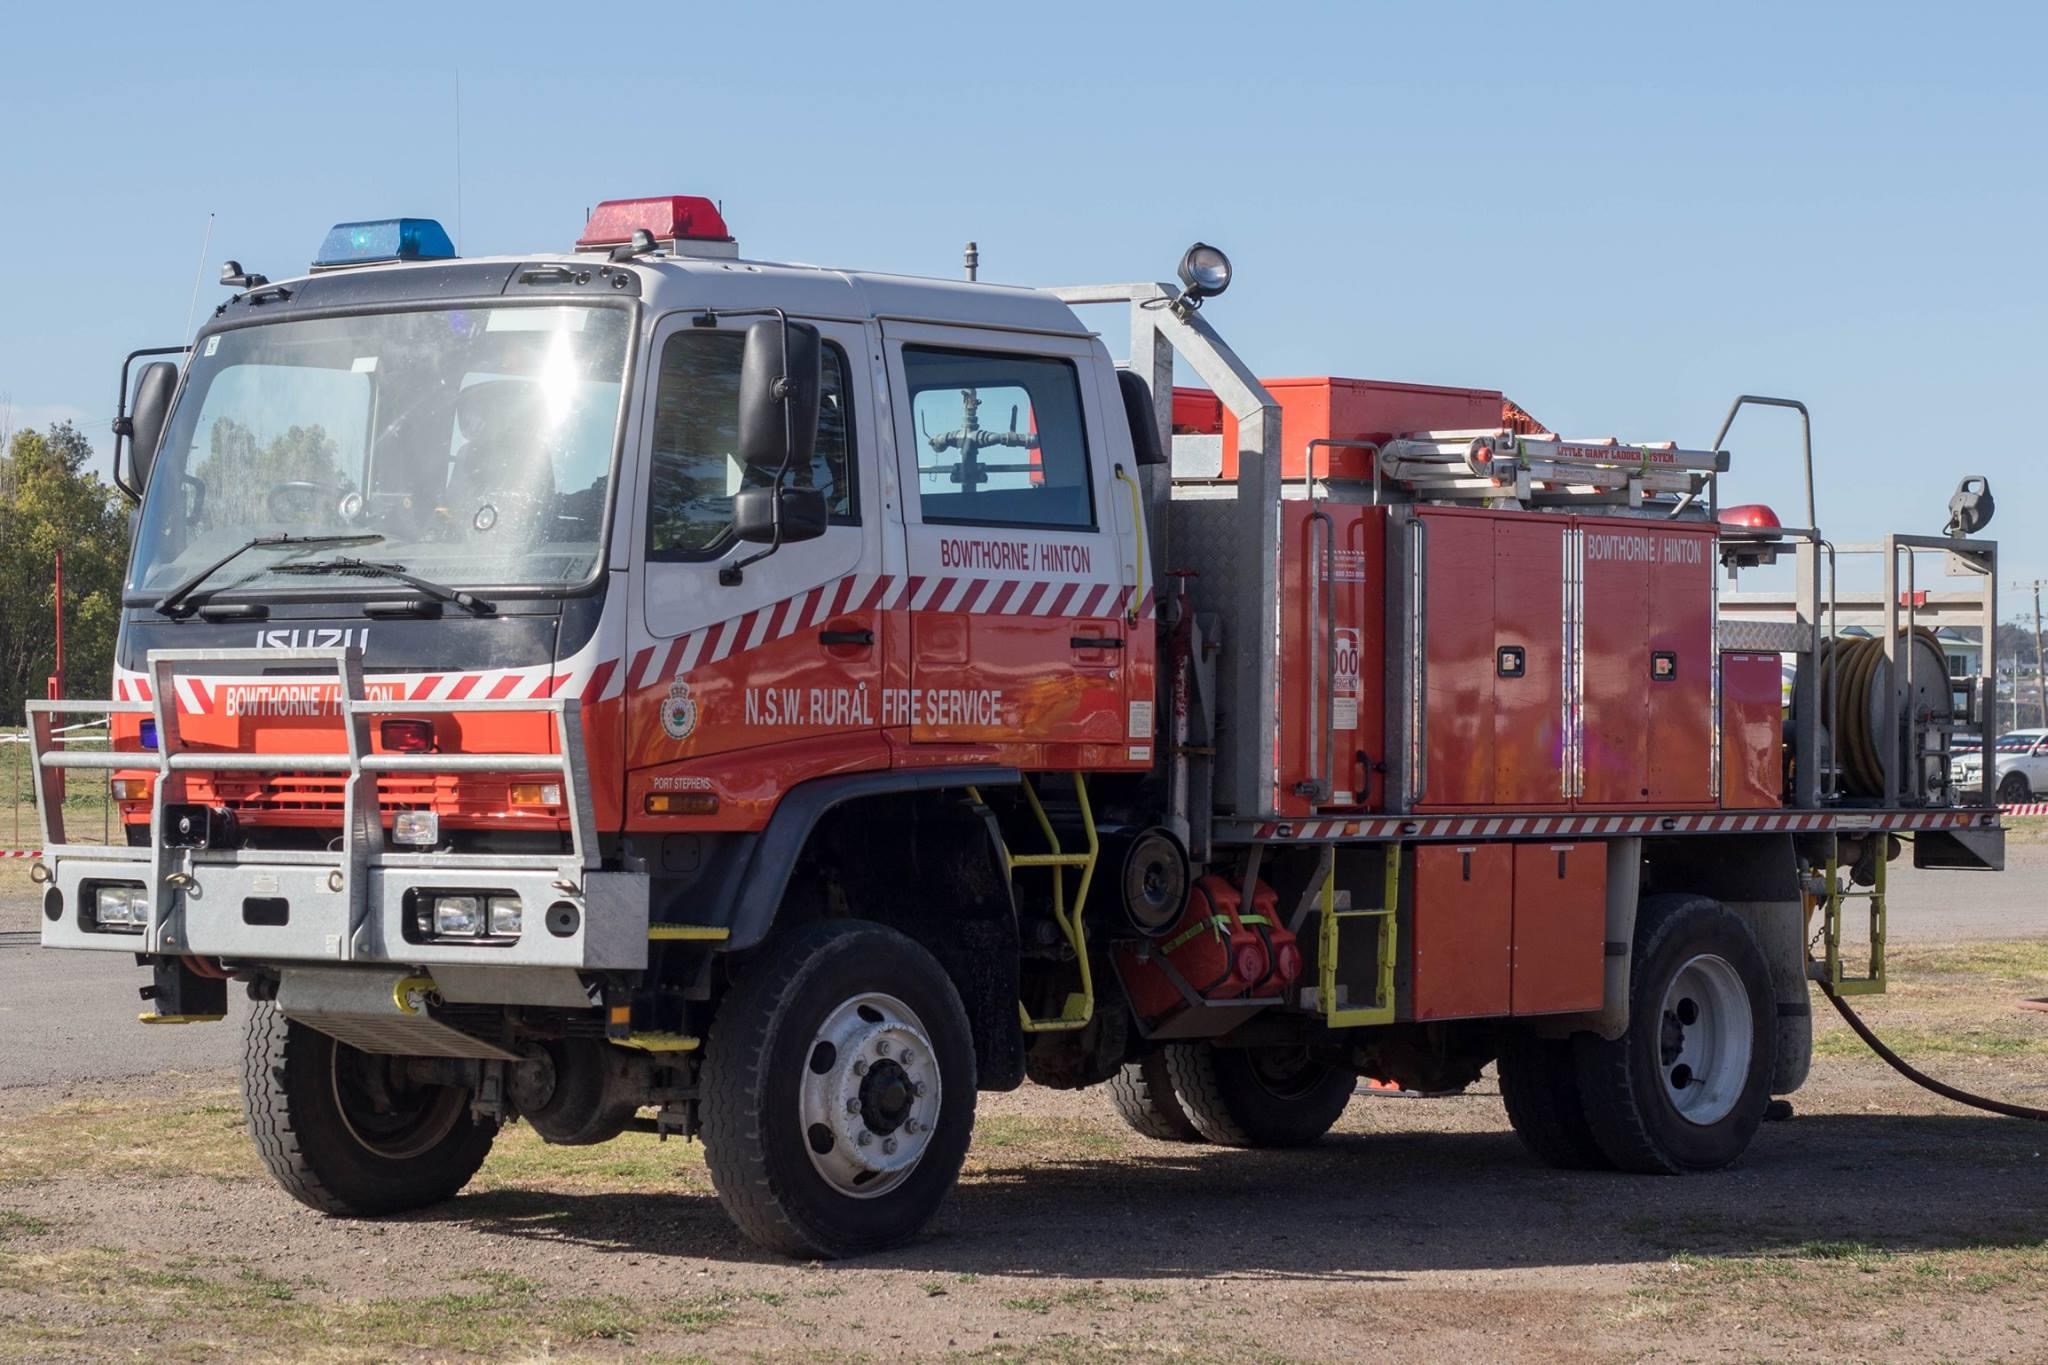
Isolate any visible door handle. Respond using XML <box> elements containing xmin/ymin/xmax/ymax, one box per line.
<box><xmin>1070</xmin><ymin>636</ymin><xmax>1124</xmax><ymax>650</ymax></box>
<box><xmin>819</xmin><ymin>628</ymin><xmax>875</xmax><ymax>648</ymax></box>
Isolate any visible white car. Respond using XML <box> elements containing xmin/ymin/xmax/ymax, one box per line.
<box><xmin>1952</xmin><ymin>728</ymin><xmax>2048</xmax><ymax>804</ymax></box>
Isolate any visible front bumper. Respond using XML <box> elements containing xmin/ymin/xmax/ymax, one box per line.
<box><xmin>28</xmin><ymin>646</ymin><xmax>645</xmax><ymax>971</ymax></box>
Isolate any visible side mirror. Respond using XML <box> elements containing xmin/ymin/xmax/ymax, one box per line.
<box><xmin>733</xmin><ymin>484</ymin><xmax>828</xmax><ymax>546</ymax></box>
<box><xmin>736</xmin><ymin>317</ymin><xmax>821</xmax><ymax>472</ymax></box>
<box><xmin>126</xmin><ymin>361</ymin><xmax>180</xmax><ymax>492</ymax></box>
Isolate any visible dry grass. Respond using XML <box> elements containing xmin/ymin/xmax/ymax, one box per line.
<box><xmin>1811</xmin><ymin>939</ymin><xmax>2048</xmax><ymax>1060</ymax></box>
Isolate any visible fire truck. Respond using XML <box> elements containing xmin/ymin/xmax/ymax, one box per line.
<box><xmin>26</xmin><ymin>196</ymin><xmax>2006</xmax><ymax>1257</ymax></box>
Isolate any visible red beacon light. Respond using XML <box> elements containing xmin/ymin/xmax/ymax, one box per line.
<box><xmin>1718</xmin><ymin>503</ymin><xmax>1785</xmax><ymax>569</ymax></box>
<box><xmin>575</xmin><ymin>195</ymin><xmax>737</xmax><ymax>260</ymax></box>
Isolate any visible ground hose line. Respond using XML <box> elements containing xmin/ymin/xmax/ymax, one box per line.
<box><xmin>1815</xmin><ymin>976</ymin><xmax>2048</xmax><ymax>1122</ymax></box>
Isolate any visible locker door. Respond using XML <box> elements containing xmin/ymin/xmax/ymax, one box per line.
<box><xmin>1419</xmin><ymin>513</ymin><xmax>1496</xmax><ymax>807</ymax></box>
<box><xmin>1410</xmin><ymin>843</ymin><xmax>1512</xmax><ymax>1020</ymax></box>
<box><xmin>1511</xmin><ymin>842</ymin><xmax>1607</xmax><ymax>1015</ymax></box>
<box><xmin>1647</xmin><ymin>528</ymin><xmax>1716</xmax><ymax>804</ymax></box>
<box><xmin>1578</xmin><ymin>528</ymin><xmax>1651</xmax><ymax>805</ymax></box>
<box><xmin>1492</xmin><ymin>518</ymin><xmax>1568</xmax><ymax>807</ymax></box>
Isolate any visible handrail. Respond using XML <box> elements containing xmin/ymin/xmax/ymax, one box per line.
<box><xmin>1707</xmin><ymin>394</ymin><xmax>1813</xmax><ymax>528</ymax></box>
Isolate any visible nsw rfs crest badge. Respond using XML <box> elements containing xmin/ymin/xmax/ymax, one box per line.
<box><xmin>662</xmin><ymin>675</ymin><xmax>699</xmax><ymax>741</ymax></box>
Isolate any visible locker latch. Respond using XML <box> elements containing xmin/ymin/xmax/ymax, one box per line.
<box><xmin>1496</xmin><ymin>645</ymin><xmax>1526</xmax><ymax>678</ymax></box>
<box><xmin>1651</xmin><ymin>650</ymin><xmax>1678</xmax><ymax>681</ymax></box>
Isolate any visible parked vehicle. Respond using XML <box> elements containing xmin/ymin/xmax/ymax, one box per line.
<box><xmin>26</xmin><ymin>197</ymin><xmax>2006</xmax><ymax>1257</ymax></box>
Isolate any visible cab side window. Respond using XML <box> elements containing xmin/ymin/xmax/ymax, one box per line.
<box><xmin>646</xmin><ymin>330</ymin><xmax>856</xmax><ymax>559</ymax></box>
<box><xmin>905</xmin><ymin>346</ymin><xmax>1094</xmax><ymax>530</ymax></box>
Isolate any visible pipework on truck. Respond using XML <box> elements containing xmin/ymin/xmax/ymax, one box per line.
<box><xmin>25</xmin><ymin>194</ymin><xmax>2007</xmax><ymax>1257</ymax></box>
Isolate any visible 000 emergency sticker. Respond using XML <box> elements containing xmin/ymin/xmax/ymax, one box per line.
<box><xmin>1128</xmin><ymin>700</ymin><xmax>1154</xmax><ymax>739</ymax></box>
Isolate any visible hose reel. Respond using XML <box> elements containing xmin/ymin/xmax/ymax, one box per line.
<box><xmin>1807</xmin><ymin>629</ymin><xmax>1955</xmax><ymax>800</ymax></box>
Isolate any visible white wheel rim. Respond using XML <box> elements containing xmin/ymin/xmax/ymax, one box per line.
<box><xmin>797</xmin><ymin>992</ymin><xmax>942</xmax><ymax>1199</ymax></box>
<box><xmin>1658</xmin><ymin>953</ymin><xmax>1753</xmax><ymax>1126</ymax></box>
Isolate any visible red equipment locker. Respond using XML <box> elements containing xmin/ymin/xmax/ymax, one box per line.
<box><xmin>1415</xmin><ymin>508</ymin><xmax>1569</xmax><ymax>810</ymax></box>
<box><xmin>1277</xmin><ymin>503</ymin><xmax>1387</xmax><ymax>815</ymax></box>
<box><xmin>1410</xmin><ymin>843</ymin><xmax>1512</xmax><ymax>1020</ymax></box>
<box><xmin>1578</xmin><ymin>518</ymin><xmax>1717</xmax><ymax>807</ymax></box>
<box><xmin>1720</xmin><ymin>651</ymin><xmax>1784</xmax><ymax>808</ymax></box>
<box><xmin>1510</xmin><ymin>842</ymin><xmax>1607</xmax><ymax>1015</ymax></box>
<box><xmin>1178</xmin><ymin>378</ymin><xmax>1511</xmax><ymax>481</ymax></box>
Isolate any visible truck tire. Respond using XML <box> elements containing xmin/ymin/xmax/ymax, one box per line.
<box><xmin>701</xmin><ymin>919</ymin><xmax>976</xmax><ymax>1258</ymax></box>
<box><xmin>1497</xmin><ymin>1031</ymin><xmax>1610</xmax><ymax>1170</ymax></box>
<box><xmin>240</xmin><ymin>999</ymin><xmax>496</xmax><ymax>1216</ymax></box>
<box><xmin>1164</xmin><ymin>1042</ymin><xmax>1354</xmax><ymax>1147</ymax></box>
<box><xmin>1572</xmin><ymin>894</ymin><xmax>1777</xmax><ymax>1174</ymax></box>
<box><xmin>1105</xmin><ymin>1053</ymin><xmax>1203</xmax><ymax>1142</ymax></box>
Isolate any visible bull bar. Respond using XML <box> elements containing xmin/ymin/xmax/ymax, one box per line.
<box><xmin>27</xmin><ymin>648</ymin><xmax>646</xmax><ymax>971</ymax></box>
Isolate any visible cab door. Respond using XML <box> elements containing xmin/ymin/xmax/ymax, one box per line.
<box><xmin>627</xmin><ymin>315</ymin><xmax>884</xmax><ymax>772</ymax></box>
<box><xmin>879</xmin><ymin>322</ymin><xmax>1133</xmax><ymax>751</ymax></box>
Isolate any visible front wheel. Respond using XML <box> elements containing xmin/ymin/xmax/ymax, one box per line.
<box><xmin>1998</xmin><ymin>771</ymin><xmax>2032</xmax><ymax>805</ymax></box>
<box><xmin>701</xmin><ymin>920</ymin><xmax>977</xmax><ymax>1258</ymax></box>
<box><xmin>1164</xmin><ymin>1042</ymin><xmax>1355</xmax><ymax>1147</ymax></box>
<box><xmin>240</xmin><ymin>1000</ymin><xmax>496</xmax><ymax>1216</ymax></box>
<box><xmin>1573</xmin><ymin>894</ymin><xmax>1776</xmax><ymax>1174</ymax></box>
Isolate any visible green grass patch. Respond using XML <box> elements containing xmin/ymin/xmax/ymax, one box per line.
<box><xmin>971</xmin><ymin>1113</ymin><xmax>1123</xmax><ymax>1156</ymax></box>
<box><xmin>0</xmin><ymin>1210</ymin><xmax>51</xmax><ymax>1241</ymax></box>
<box><xmin>1811</xmin><ymin>1021</ymin><xmax>2048</xmax><ymax>1060</ymax></box>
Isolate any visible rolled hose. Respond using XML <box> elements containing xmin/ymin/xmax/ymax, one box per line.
<box><xmin>1813</xmin><ymin>629</ymin><xmax>1948</xmax><ymax>798</ymax></box>
<box><xmin>1814</xmin><ymin>972</ymin><xmax>2048</xmax><ymax>1122</ymax></box>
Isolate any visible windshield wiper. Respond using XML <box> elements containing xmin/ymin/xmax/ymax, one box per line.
<box><xmin>153</xmin><ymin>533</ymin><xmax>386</xmax><ymax>618</ymax></box>
<box><xmin>271</xmin><ymin>557</ymin><xmax>495</xmax><ymax>616</ymax></box>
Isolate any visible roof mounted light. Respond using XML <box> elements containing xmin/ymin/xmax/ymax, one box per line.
<box><xmin>1171</xmin><ymin>242</ymin><xmax>1232</xmax><ymax>315</ymax></box>
<box><xmin>311</xmin><ymin>218</ymin><xmax>457</xmax><ymax>272</ymax></box>
<box><xmin>576</xmin><ymin>195</ymin><xmax>737</xmax><ymax>260</ymax></box>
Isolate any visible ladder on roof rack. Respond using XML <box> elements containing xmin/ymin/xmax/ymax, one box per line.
<box><xmin>1379</xmin><ymin>429</ymin><xmax>1730</xmax><ymax>508</ymax></box>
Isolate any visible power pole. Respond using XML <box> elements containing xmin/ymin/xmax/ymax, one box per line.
<box><xmin>2017</xmin><ymin>580</ymin><xmax>2048</xmax><ymax>730</ymax></box>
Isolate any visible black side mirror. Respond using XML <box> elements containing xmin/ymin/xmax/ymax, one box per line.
<box><xmin>736</xmin><ymin>317</ymin><xmax>821</xmax><ymax>472</ymax></box>
<box><xmin>734</xmin><ymin>484</ymin><xmax>828</xmax><ymax>545</ymax></box>
<box><xmin>127</xmin><ymin>361</ymin><xmax>180</xmax><ymax>492</ymax></box>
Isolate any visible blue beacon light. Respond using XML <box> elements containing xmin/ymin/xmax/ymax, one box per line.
<box><xmin>312</xmin><ymin>218</ymin><xmax>457</xmax><ymax>269</ymax></box>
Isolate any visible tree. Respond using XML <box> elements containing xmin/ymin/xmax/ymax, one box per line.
<box><xmin>0</xmin><ymin>421</ymin><xmax>128</xmax><ymax>720</ymax></box>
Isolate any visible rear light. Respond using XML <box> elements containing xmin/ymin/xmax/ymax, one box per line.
<box><xmin>381</xmin><ymin>719</ymin><xmax>435</xmax><ymax>753</ymax></box>
<box><xmin>111</xmin><ymin>777</ymin><xmax>153</xmax><ymax>802</ymax></box>
<box><xmin>392</xmin><ymin>811</ymin><xmax>440</xmax><ymax>847</ymax></box>
<box><xmin>509</xmin><ymin>783</ymin><xmax>562</xmax><ymax>807</ymax></box>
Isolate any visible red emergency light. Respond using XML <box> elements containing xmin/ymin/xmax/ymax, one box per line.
<box><xmin>1718</xmin><ymin>503</ymin><xmax>1782</xmax><ymax>530</ymax></box>
<box><xmin>576</xmin><ymin>195</ymin><xmax>732</xmax><ymax>249</ymax></box>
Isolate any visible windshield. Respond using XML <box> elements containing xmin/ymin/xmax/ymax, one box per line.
<box><xmin>128</xmin><ymin>304</ymin><xmax>630</xmax><ymax>597</ymax></box>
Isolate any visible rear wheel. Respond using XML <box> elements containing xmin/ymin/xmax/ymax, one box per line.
<box><xmin>701</xmin><ymin>920</ymin><xmax>976</xmax><ymax>1258</ymax></box>
<box><xmin>240</xmin><ymin>1000</ymin><xmax>496</xmax><ymax>1216</ymax></box>
<box><xmin>1573</xmin><ymin>895</ymin><xmax>1776</xmax><ymax>1174</ymax></box>
<box><xmin>1105</xmin><ymin>1053</ymin><xmax>1203</xmax><ymax>1142</ymax></box>
<box><xmin>1165</xmin><ymin>1042</ymin><xmax>1354</xmax><ymax>1148</ymax></box>
<box><xmin>1998</xmin><ymin>771</ymin><xmax>2032</xmax><ymax>804</ymax></box>
<box><xmin>1497</xmin><ymin>1030</ymin><xmax>1610</xmax><ymax>1170</ymax></box>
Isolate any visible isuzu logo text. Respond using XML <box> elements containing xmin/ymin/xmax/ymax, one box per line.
<box><xmin>256</xmin><ymin>628</ymin><xmax>371</xmax><ymax>650</ymax></box>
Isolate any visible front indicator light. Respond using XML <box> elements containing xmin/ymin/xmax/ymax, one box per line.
<box><xmin>487</xmin><ymin>896</ymin><xmax>523</xmax><ymax>936</ymax></box>
<box><xmin>645</xmin><ymin>792</ymin><xmax>719</xmax><ymax>815</ymax></box>
<box><xmin>509</xmin><ymin>783</ymin><xmax>562</xmax><ymax>807</ymax></box>
<box><xmin>111</xmin><ymin>778</ymin><xmax>153</xmax><ymax>802</ymax></box>
<box><xmin>393</xmin><ymin>811</ymin><xmax>439</xmax><ymax>846</ymax></box>
<box><xmin>432</xmin><ymin>895</ymin><xmax>482</xmax><ymax>936</ymax></box>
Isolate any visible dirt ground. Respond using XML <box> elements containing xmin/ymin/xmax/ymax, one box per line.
<box><xmin>2</xmin><ymin>931</ymin><xmax>2046</xmax><ymax>1365</ymax></box>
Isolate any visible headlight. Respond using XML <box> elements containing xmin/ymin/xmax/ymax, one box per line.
<box><xmin>393</xmin><ymin>811</ymin><xmax>440</xmax><ymax>847</ymax></box>
<box><xmin>92</xmin><ymin>885</ymin><xmax>147</xmax><ymax>932</ymax></box>
<box><xmin>432</xmin><ymin>895</ymin><xmax>482</xmax><ymax>936</ymax></box>
<box><xmin>487</xmin><ymin>895</ymin><xmax>523</xmax><ymax>937</ymax></box>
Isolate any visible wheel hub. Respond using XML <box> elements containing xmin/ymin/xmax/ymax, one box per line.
<box><xmin>797</xmin><ymin>992</ymin><xmax>941</xmax><ymax>1198</ymax></box>
<box><xmin>1657</xmin><ymin>953</ymin><xmax>1753</xmax><ymax>1126</ymax></box>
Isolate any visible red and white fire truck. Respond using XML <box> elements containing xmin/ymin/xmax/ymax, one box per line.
<box><xmin>27</xmin><ymin>196</ymin><xmax>2006</xmax><ymax>1257</ymax></box>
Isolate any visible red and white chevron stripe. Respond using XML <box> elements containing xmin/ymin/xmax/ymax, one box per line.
<box><xmin>1250</xmin><ymin>807</ymin><xmax>2006</xmax><ymax>842</ymax></box>
<box><xmin>627</xmin><ymin>572</ymin><xmax>1149</xmax><ymax>691</ymax></box>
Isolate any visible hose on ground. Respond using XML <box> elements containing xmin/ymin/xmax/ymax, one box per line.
<box><xmin>1816</xmin><ymin>976</ymin><xmax>2048</xmax><ymax>1122</ymax></box>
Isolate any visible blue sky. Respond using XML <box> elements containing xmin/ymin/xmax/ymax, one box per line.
<box><xmin>3</xmin><ymin>1</ymin><xmax>2042</xmax><ymax>610</ymax></box>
